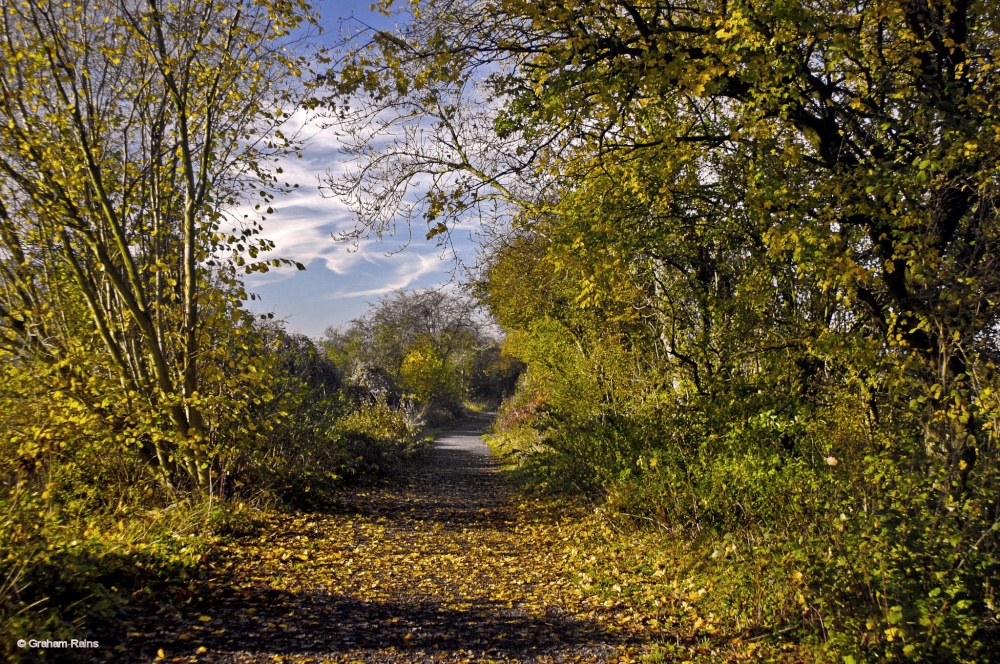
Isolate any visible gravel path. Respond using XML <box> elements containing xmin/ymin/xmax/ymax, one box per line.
<box><xmin>112</xmin><ymin>416</ymin><xmax>637</xmax><ymax>663</ymax></box>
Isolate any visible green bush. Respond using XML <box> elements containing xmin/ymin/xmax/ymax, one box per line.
<box><xmin>491</xmin><ymin>358</ymin><xmax>1000</xmax><ymax>661</ymax></box>
<box><xmin>336</xmin><ymin>397</ymin><xmax>423</xmax><ymax>469</ymax></box>
<box><xmin>0</xmin><ymin>329</ymin><xmax>431</xmax><ymax>658</ymax></box>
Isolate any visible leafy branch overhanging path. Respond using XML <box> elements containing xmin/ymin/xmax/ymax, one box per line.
<box><xmin>118</xmin><ymin>415</ymin><xmax>649</xmax><ymax>663</ymax></box>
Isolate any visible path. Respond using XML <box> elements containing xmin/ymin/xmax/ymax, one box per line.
<box><xmin>115</xmin><ymin>415</ymin><xmax>643</xmax><ymax>663</ymax></box>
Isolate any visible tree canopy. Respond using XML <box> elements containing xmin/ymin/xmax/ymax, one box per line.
<box><xmin>0</xmin><ymin>0</ymin><xmax>312</xmax><ymax>488</ymax></box>
<box><xmin>328</xmin><ymin>0</ymin><xmax>1000</xmax><ymax>658</ymax></box>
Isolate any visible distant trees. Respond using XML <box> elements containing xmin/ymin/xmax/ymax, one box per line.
<box><xmin>0</xmin><ymin>0</ymin><xmax>311</xmax><ymax>489</ymax></box>
<box><xmin>324</xmin><ymin>288</ymin><xmax>481</xmax><ymax>377</ymax></box>
<box><xmin>323</xmin><ymin>289</ymin><xmax>520</xmax><ymax>417</ymax></box>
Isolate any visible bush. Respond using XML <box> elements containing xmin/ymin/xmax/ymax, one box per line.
<box><xmin>336</xmin><ymin>397</ymin><xmax>423</xmax><ymax>469</ymax></box>
<box><xmin>0</xmin><ymin>329</ymin><xmax>430</xmax><ymax>658</ymax></box>
<box><xmin>491</xmin><ymin>358</ymin><xmax>1000</xmax><ymax>661</ymax></box>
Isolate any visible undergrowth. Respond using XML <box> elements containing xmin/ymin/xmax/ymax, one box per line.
<box><xmin>1</xmin><ymin>361</ymin><xmax>426</xmax><ymax>662</ymax></box>
<box><xmin>486</xmin><ymin>383</ymin><xmax>1000</xmax><ymax>663</ymax></box>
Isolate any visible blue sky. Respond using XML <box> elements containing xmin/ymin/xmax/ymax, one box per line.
<box><xmin>242</xmin><ymin>0</ymin><xmax>478</xmax><ymax>338</ymax></box>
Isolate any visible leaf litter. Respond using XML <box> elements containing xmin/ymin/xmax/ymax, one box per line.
<box><xmin>105</xmin><ymin>418</ymin><xmax>781</xmax><ymax>663</ymax></box>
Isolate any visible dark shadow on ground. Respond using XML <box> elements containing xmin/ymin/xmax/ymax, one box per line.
<box><xmin>93</xmin><ymin>413</ymin><xmax>635</xmax><ymax>662</ymax></box>
<box><xmin>113</xmin><ymin>585</ymin><xmax>632</xmax><ymax>662</ymax></box>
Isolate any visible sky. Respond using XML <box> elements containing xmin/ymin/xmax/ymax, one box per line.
<box><xmin>242</xmin><ymin>0</ymin><xmax>478</xmax><ymax>339</ymax></box>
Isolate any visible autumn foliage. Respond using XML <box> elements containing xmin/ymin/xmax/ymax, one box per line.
<box><xmin>3</xmin><ymin>0</ymin><xmax>1000</xmax><ymax>661</ymax></box>
<box><xmin>332</xmin><ymin>0</ymin><xmax>1000</xmax><ymax>659</ymax></box>
<box><xmin>0</xmin><ymin>0</ymin><xmax>420</xmax><ymax>654</ymax></box>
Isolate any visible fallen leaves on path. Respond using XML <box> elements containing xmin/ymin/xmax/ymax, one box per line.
<box><xmin>105</xmin><ymin>420</ymin><xmax>798</xmax><ymax>663</ymax></box>
<box><xmin>107</xmin><ymin>422</ymin><xmax>640</xmax><ymax>663</ymax></box>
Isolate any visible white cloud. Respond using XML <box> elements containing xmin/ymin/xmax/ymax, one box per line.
<box><xmin>235</xmin><ymin>103</ymin><xmax>481</xmax><ymax>333</ymax></box>
<box><xmin>328</xmin><ymin>251</ymin><xmax>443</xmax><ymax>299</ymax></box>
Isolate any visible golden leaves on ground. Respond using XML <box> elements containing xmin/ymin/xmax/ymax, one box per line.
<box><xmin>114</xmin><ymin>423</ymin><xmax>798</xmax><ymax>662</ymax></box>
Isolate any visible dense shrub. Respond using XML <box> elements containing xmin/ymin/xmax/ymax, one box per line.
<box><xmin>0</xmin><ymin>328</ymin><xmax>428</xmax><ymax>659</ymax></box>
<box><xmin>490</xmin><ymin>353</ymin><xmax>1000</xmax><ymax>661</ymax></box>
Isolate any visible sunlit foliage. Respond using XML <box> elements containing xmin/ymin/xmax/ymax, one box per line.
<box><xmin>332</xmin><ymin>0</ymin><xmax>1000</xmax><ymax>658</ymax></box>
<box><xmin>323</xmin><ymin>288</ymin><xmax>520</xmax><ymax>420</ymax></box>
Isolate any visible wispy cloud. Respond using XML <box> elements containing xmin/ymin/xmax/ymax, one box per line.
<box><xmin>236</xmin><ymin>108</ymin><xmax>477</xmax><ymax>333</ymax></box>
<box><xmin>329</xmin><ymin>252</ymin><xmax>444</xmax><ymax>299</ymax></box>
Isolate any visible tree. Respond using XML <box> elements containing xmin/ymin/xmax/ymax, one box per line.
<box><xmin>0</xmin><ymin>0</ymin><xmax>313</xmax><ymax>489</ymax></box>
<box><xmin>332</xmin><ymin>0</ymin><xmax>1000</xmax><ymax>468</ymax></box>
<box><xmin>322</xmin><ymin>0</ymin><xmax>559</xmax><ymax>249</ymax></box>
<box><xmin>400</xmin><ymin>336</ymin><xmax>455</xmax><ymax>405</ymax></box>
<box><xmin>330</xmin><ymin>1</ymin><xmax>1000</xmax><ymax>655</ymax></box>
<box><xmin>322</xmin><ymin>288</ymin><xmax>511</xmax><ymax>411</ymax></box>
<box><xmin>323</xmin><ymin>288</ymin><xmax>483</xmax><ymax>377</ymax></box>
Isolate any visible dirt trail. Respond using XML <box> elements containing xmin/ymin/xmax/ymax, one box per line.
<box><xmin>115</xmin><ymin>415</ymin><xmax>642</xmax><ymax>663</ymax></box>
